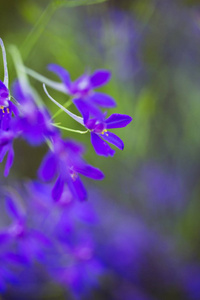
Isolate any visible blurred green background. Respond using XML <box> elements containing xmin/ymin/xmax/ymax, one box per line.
<box><xmin>1</xmin><ymin>0</ymin><xmax>200</xmax><ymax>284</ymax></box>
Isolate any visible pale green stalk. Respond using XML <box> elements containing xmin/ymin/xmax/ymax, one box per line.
<box><xmin>52</xmin><ymin>123</ymin><xmax>88</xmax><ymax>134</ymax></box>
<box><xmin>0</xmin><ymin>38</ymin><xmax>9</xmax><ymax>88</ymax></box>
<box><xmin>52</xmin><ymin>99</ymin><xmax>72</xmax><ymax>119</ymax></box>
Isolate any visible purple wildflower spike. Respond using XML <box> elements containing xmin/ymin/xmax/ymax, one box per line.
<box><xmin>38</xmin><ymin>136</ymin><xmax>104</xmax><ymax>201</ymax></box>
<box><xmin>85</xmin><ymin>113</ymin><xmax>132</xmax><ymax>156</ymax></box>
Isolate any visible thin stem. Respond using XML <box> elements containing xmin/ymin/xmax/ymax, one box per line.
<box><xmin>52</xmin><ymin>99</ymin><xmax>72</xmax><ymax>119</ymax></box>
<box><xmin>52</xmin><ymin>123</ymin><xmax>88</xmax><ymax>134</ymax></box>
<box><xmin>0</xmin><ymin>38</ymin><xmax>9</xmax><ymax>88</ymax></box>
<box><xmin>43</xmin><ymin>84</ymin><xmax>84</xmax><ymax>126</ymax></box>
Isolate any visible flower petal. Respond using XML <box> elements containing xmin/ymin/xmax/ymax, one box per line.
<box><xmin>0</xmin><ymin>80</ymin><xmax>9</xmax><ymax>106</ymax></box>
<box><xmin>90</xmin><ymin>70</ymin><xmax>111</xmax><ymax>88</ymax></box>
<box><xmin>48</xmin><ymin>64</ymin><xmax>71</xmax><ymax>91</ymax></box>
<box><xmin>9</xmin><ymin>101</ymin><xmax>19</xmax><ymax>117</ymax></box>
<box><xmin>74</xmin><ymin>164</ymin><xmax>104</xmax><ymax>180</ymax></box>
<box><xmin>89</xmin><ymin>92</ymin><xmax>116</xmax><ymax>108</ymax></box>
<box><xmin>5</xmin><ymin>195</ymin><xmax>24</xmax><ymax>220</ymax></box>
<box><xmin>52</xmin><ymin>176</ymin><xmax>65</xmax><ymax>201</ymax></box>
<box><xmin>91</xmin><ymin>132</ymin><xmax>115</xmax><ymax>157</ymax></box>
<box><xmin>0</xmin><ymin>231</ymin><xmax>10</xmax><ymax>244</ymax></box>
<box><xmin>0</xmin><ymin>145</ymin><xmax>8</xmax><ymax>162</ymax></box>
<box><xmin>73</xmin><ymin>98</ymin><xmax>90</xmax><ymax>123</ymax></box>
<box><xmin>106</xmin><ymin>113</ymin><xmax>132</xmax><ymax>129</ymax></box>
<box><xmin>38</xmin><ymin>152</ymin><xmax>57</xmax><ymax>181</ymax></box>
<box><xmin>71</xmin><ymin>176</ymin><xmax>87</xmax><ymax>201</ymax></box>
<box><xmin>72</xmin><ymin>75</ymin><xmax>91</xmax><ymax>95</ymax></box>
<box><xmin>0</xmin><ymin>131</ymin><xmax>14</xmax><ymax>146</ymax></box>
<box><xmin>4</xmin><ymin>145</ymin><xmax>14</xmax><ymax>177</ymax></box>
<box><xmin>74</xmin><ymin>99</ymin><xmax>103</xmax><ymax>123</ymax></box>
<box><xmin>100</xmin><ymin>131</ymin><xmax>124</xmax><ymax>150</ymax></box>
<box><xmin>64</xmin><ymin>139</ymin><xmax>85</xmax><ymax>155</ymax></box>
<box><xmin>11</xmin><ymin>80</ymin><xmax>25</xmax><ymax>104</ymax></box>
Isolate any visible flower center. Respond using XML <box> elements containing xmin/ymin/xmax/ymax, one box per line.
<box><xmin>0</xmin><ymin>106</ymin><xmax>10</xmax><ymax>114</ymax></box>
<box><xmin>69</xmin><ymin>168</ymin><xmax>78</xmax><ymax>181</ymax></box>
<box><xmin>100</xmin><ymin>129</ymin><xmax>108</xmax><ymax>135</ymax></box>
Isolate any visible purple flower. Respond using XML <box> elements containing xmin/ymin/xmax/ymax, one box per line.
<box><xmin>38</xmin><ymin>136</ymin><xmax>104</xmax><ymax>201</ymax></box>
<box><xmin>0</xmin><ymin>80</ymin><xmax>9</xmax><ymax>107</ymax></box>
<box><xmin>85</xmin><ymin>113</ymin><xmax>132</xmax><ymax>156</ymax></box>
<box><xmin>0</xmin><ymin>193</ymin><xmax>51</xmax><ymax>264</ymax></box>
<box><xmin>48</xmin><ymin>64</ymin><xmax>116</xmax><ymax>120</ymax></box>
<box><xmin>12</xmin><ymin>80</ymin><xmax>56</xmax><ymax>146</ymax></box>
<box><xmin>0</xmin><ymin>101</ymin><xmax>19</xmax><ymax>176</ymax></box>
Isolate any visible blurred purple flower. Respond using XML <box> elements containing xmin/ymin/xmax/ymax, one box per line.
<box><xmin>0</xmin><ymin>193</ymin><xmax>51</xmax><ymax>264</ymax></box>
<box><xmin>48</xmin><ymin>64</ymin><xmax>116</xmax><ymax>120</ymax></box>
<box><xmin>38</xmin><ymin>136</ymin><xmax>104</xmax><ymax>201</ymax></box>
<box><xmin>12</xmin><ymin>81</ymin><xmax>56</xmax><ymax>146</ymax></box>
<box><xmin>0</xmin><ymin>100</ymin><xmax>19</xmax><ymax>177</ymax></box>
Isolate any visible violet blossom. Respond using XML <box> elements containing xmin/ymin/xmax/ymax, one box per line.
<box><xmin>0</xmin><ymin>98</ymin><xmax>19</xmax><ymax>177</ymax></box>
<box><xmin>48</xmin><ymin>64</ymin><xmax>116</xmax><ymax>119</ymax></box>
<box><xmin>0</xmin><ymin>193</ymin><xmax>51</xmax><ymax>264</ymax></box>
<box><xmin>26</xmin><ymin>64</ymin><xmax>116</xmax><ymax>121</ymax></box>
<box><xmin>12</xmin><ymin>80</ymin><xmax>56</xmax><ymax>146</ymax></box>
<box><xmin>38</xmin><ymin>136</ymin><xmax>104</xmax><ymax>201</ymax></box>
<box><xmin>85</xmin><ymin>113</ymin><xmax>132</xmax><ymax>156</ymax></box>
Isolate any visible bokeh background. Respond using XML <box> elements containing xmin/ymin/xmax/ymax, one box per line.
<box><xmin>1</xmin><ymin>0</ymin><xmax>200</xmax><ymax>299</ymax></box>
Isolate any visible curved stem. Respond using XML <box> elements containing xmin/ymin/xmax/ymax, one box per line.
<box><xmin>43</xmin><ymin>84</ymin><xmax>84</xmax><ymax>126</ymax></box>
<box><xmin>0</xmin><ymin>38</ymin><xmax>9</xmax><ymax>88</ymax></box>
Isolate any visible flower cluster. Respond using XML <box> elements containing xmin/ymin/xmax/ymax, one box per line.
<box><xmin>0</xmin><ymin>38</ymin><xmax>132</xmax><ymax>297</ymax></box>
<box><xmin>0</xmin><ymin>181</ymin><xmax>198</xmax><ymax>299</ymax></box>
<box><xmin>0</xmin><ymin>39</ymin><xmax>132</xmax><ymax>202</ymax></box>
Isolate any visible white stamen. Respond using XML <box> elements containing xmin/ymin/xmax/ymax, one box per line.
<box><xmin>78</xmin><ymin>78</ymin><xmax>90</xmax><ymax>90</ymax></box>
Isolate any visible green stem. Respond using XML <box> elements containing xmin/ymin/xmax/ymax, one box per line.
<box><xmin>52</xmin><ymin>99</ymin><xmax>72</xmax><ymax>119</ymax></box>
<box><xmin>52</xmin><ymin>123</ymin><xmax>88</xmax><ymax>134</ymax></box>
